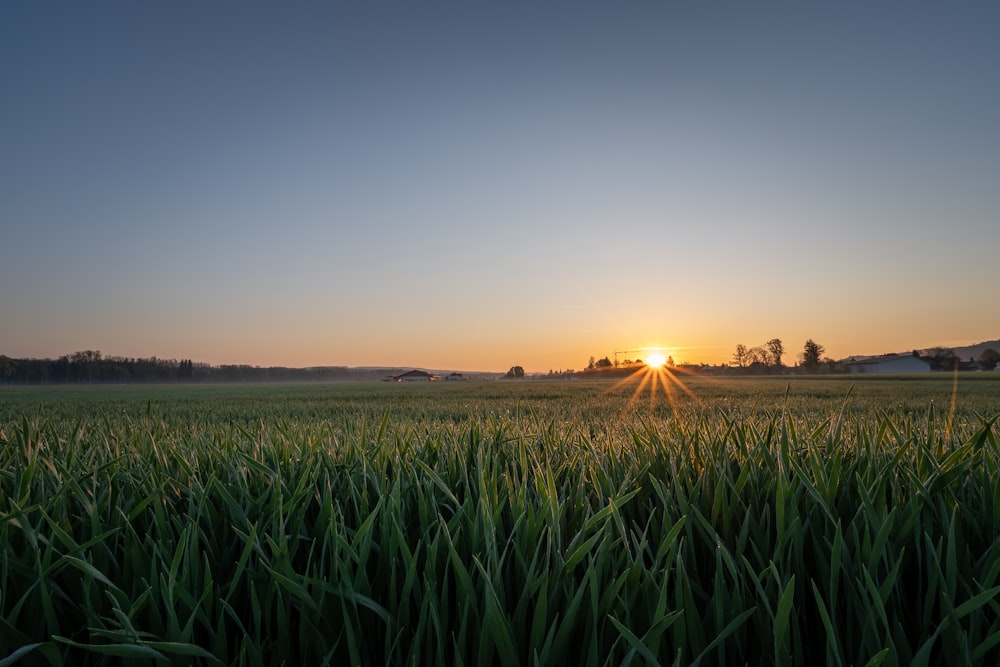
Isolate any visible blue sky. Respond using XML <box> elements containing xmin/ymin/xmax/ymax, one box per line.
<box><xmin>2</xmin><ymin>2</ymin><xmax>998</xmax><ymax>370</ymax></box>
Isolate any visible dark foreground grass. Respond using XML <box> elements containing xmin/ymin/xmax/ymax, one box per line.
<box><xmin>1</xmin><ymin>376</ymin><xmax>999</xmax><ymax>665</ymax></box>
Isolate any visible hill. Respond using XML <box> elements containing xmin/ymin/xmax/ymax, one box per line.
<box><xmin>922</xmin><ymin>339</ymin><xmax>1000</xmax><ymax>363</ymax></box>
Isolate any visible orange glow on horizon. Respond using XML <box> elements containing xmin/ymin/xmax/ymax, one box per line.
<box><xmin>609</xmin><ymin>358</ymin><xmax>704</xmax><ymax>416</ymax></box>
<box><xmin>645</xmin><ymin>352</ymin><xmax>667</xmax><ymax>368</ymax></box>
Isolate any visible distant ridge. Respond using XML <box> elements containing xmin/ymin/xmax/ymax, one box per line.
<box><xmin>843</xmin><ymin>339</ymin><xmax>999</xmax><ymax>362</ymax></box>
<box><xmin>921</xmin><ymin>339</ymin><xmax>1000</xmax><ymax>362</ymax></box>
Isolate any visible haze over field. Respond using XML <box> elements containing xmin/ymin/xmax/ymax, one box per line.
<box><xmin>2</xmin><ymin>2</ymin><xmax>998</xmax><ymax>371</ymax></box>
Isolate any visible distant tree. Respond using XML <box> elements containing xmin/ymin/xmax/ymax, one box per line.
<box><xmin>595</xmin><ymin>356</ymin><xmax>613</xmax><ymax>369</ymax></box>
<box><xmin>801</xmin><ymin>339</ymin><xmax>825</xmax><ymax>371</ymax></box>
<box><xmin>587</xmin><ymin>356</ymin><xmax>596</xmax><ymax>371</ymax></box>
<box><xmin>979</xmin><ymin>348</ymin><xmax>1000</xmax><ymax>371</ymax></box>
<box><xmin>924</xmin><ymin>347</ymin><xmax>958</xmax><ymax>371</ymax></box>
<box><xmin>748</xmin><ymin>346</ymin><xmax>769</xmax><ymax>367</ymax></box>
<box><xmin>178</xmin><ymin>359</ymin><xmax>195</xmax><ymax>380</ymax></box>
<box><xmin>766</xmin><ymin>339</ymin><xmax>784</xmax><ymax>370</ymax></box>
<box><xmin>506</xmin><ymin>365</ymin><xmax>525</xmax><ymax>379</ymax></box>
<box><xmin>666</xmin><ymin>356</ymin><xmax>675</xmax><ymax>368</ymax></box>
<box><xmin>0</xmin><ymin>355</ymin><xmax>14</xmax><ymax>382</ymax></box>
<box><xmin>731</xmin><ymin>344</ymin><xmax>750</xmax><ymax>368</ymax></box>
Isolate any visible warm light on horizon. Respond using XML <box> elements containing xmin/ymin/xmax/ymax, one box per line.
<box><xmin>646</xmin><ymin>352</ymin><xmax>667</xmax><ymax>368</ymax></box>
<box><xmin>610</xmin><ymin>354</ymin><xmax>703</xmax><ymax>415</ymax></box>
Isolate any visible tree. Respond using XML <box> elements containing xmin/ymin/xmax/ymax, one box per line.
<box><xmin>595</xmin><ymin>356</ymin><xmax>613</xmax><ymax>369</ymax></box>
<box><xmin>505</xmin><ymin>366</ymin><xmax>525</xmax><ymax>379</ymax></box>
<box><xmin>801</xmin><ymin>339</ymin><xmax>825</xmax><ymax>371</ymax></box>
<box><xmin>178</xmin><ymin>359</ymin><xmax>195</xmax><ymax>380</ymax></box>
<box><xmin>587</xmin><ymin>356</ymin><xmax>596</xmax><ymax>371</ymax></box>
<box><xmin>748</xmin><ymin>346</ymin><xmax>769</xmax><ymax>368</ymax></box>
<box><xmin>766</xmin><ymin>339</ymin><xmax>784</xmax><ymax>370</ymax></box>
<box><xmin>0</xmin><ymin>355</ymin><xmax>14</xmax><ymax>382</ymax></box>
<box><xmin>979</xmin><ymin>348</ymin><xmax>1000</xmax><ymax>371</ymax></box>
<box><xmin>731</xmin><ymin>344</ymin><xmax>749</xmax><ymax>368</ymax></box>
<box><xmin>924</xmin><ymin>347</ymin><xmax>957</xmax><ymax>371</ymax></box>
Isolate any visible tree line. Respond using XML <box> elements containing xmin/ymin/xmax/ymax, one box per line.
<box><xmin>922</xmin><ymin>346</ymin><xmax>999</xmax><ymax>371</ymax></box>
<box><xmin>730</xmin><ymin>338</ymin><xmax>850</xmax><ymax>373</ymax></box>
<box><xmin>731</xmin><ymin>338</ymin><xmax>842</xmax><ymax>373</ymax></box>
<box><xmin>732</xmin><ymin>340</ymin><xmax>999</xmax><ymax>373</ymax></box>
<box><xmin>0</xmin><ymin>351</ymin><xmax>378</xmax><ymax>384</ymax></box>
<box><xmin>730</xmin><ymin>338</ymin><xmax>788</xmax><ymax>372</ymax></box>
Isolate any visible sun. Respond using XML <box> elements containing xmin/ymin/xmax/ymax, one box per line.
<box><xmin>646</xmin><ymin>352</ymin><xmax>667</xmax><ymax>368</ymax></box>
<box><xmin>605</xmin><ymin>346</ymin><xmax>704</xmax><ymax>417</ymax></box>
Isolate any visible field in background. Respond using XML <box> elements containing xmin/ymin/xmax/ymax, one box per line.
<box><xmin>3</xmin><ymin>373</ymin><xmax>998</xmax><ymax>428</ymax></box>
<box><xmin>2</xmin><ymin>375</ymin><xmax>999</xmax><ymax>665</ymax></box>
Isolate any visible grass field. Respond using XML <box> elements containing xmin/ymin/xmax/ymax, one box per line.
<box><xmin>2</xmin><ymin>374</ymin><xmax>999</xmax><ymax>665</ymax></box>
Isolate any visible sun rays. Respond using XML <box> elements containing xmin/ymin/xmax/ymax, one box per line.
<box><xmin>645</xmin><ymin>352</ymin><xmax>667</xmax><ymax>368</ymax></box>
<box><xmin>609</xmin><ymin>357</ymin><xmax>705</xmax><ymax>415</ymax></box>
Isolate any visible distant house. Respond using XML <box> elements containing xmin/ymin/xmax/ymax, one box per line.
<box><xmin>844</xmin><ymin>353</ymin><xmax>930</xmax><ymax>374</ymax></box>
<box><xmin>445</xmin><ymin>373</ymin><xmax>465</xmax><ymax>381</ymax></box>
<box><xmin>393</xmin><ymin>370</ymin><xmax>436</xmax><ymax>382</ymax></box>
<box><xmin>959</xmin><ymin>359</ymin><xmax>983</xmax><ymax>372</ymax></box>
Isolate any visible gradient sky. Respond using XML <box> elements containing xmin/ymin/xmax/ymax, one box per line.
<box><xmin>3</xmin><ymin>2</ymin><xmax>998</xmax><ymax>371</ymax></box>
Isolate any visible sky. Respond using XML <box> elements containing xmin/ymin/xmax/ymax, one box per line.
<box><xmin>2</xmin><ymin>2</ymin><xmax>998</xmax><ymax>372</ymax></box>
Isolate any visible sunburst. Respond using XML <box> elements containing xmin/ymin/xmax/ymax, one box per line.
<box><xmin>608</xmin><ymin>352</ymin><xmax>703</xmax><ymax>415</ymax></box>
<box><xmin>645</xmin><ymin>352</ymin><xmax>667</xmax><ymax>368</ymax></box>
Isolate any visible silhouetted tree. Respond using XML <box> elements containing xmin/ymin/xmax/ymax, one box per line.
<box><xmin>731</xmin><ymin>344</ymin><xmax>750</xmax><ymax>368</ymax></box>
<box><xmin>925</xmin><ymin>347</ymin><xmax>958</xmax><ymax>371</ymax></box>
<box><xmin>178</xmin><ymin>359</ymin><xmax>195</xmax><ymax>380</ymax></box>
<box><xmin>595</xmin><ymin>357</ymin><xmax>613</xmax><ymax>368</ymax></box>
<box><xmin>801</xmin><ymin>339</ymin><xmax>825</xmax><ymax>371</ymax></box>
<box><xmin>979</xmin><ymin>348</ymin><xmax>999</xmax><ymax>371</ymax></box>
<box><xmin>748</xmin><ymin>346</ymin><xmax>769</xmax><ymax>367</ymax></box>
<box><xmin>766</xmin><ymin>339</ymin><xmax>784</xmax><ymax>370</ymax></box>
<box><xmin>0</xmin><ymin>355</ymin><xmax>14</xmax><ymax>381</ymax></box>
<box><xmin>506</xmin><ymin>366</ymin><xmax>525</xmax><ymax>379</ymax></box>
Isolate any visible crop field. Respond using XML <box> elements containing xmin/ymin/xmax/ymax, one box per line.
<box><xmin>2</xmin><ymin>374</ymin><xmax>1000</xmax><ymax>666</ymax></box>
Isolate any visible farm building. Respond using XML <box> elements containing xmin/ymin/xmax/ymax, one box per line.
<box><xmin>393</xmin><ymin>370</ymin><xmax>436</xmax><ymax>382</ymax></box>
<box><xmin>445</xmin><ymin>373</ymin><xmax>465</xmax><ymax>381</ymax></box>
<box><xmin>844</xmin><ymin>353</ymin><xmax>931</xmax><ymax>374</ymax></box>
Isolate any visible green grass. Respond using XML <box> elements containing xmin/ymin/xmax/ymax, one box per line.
<box><xmin>1</xmin><ymin>375</ymin><xmax>999</xmax><ymax>665</ymax></box>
